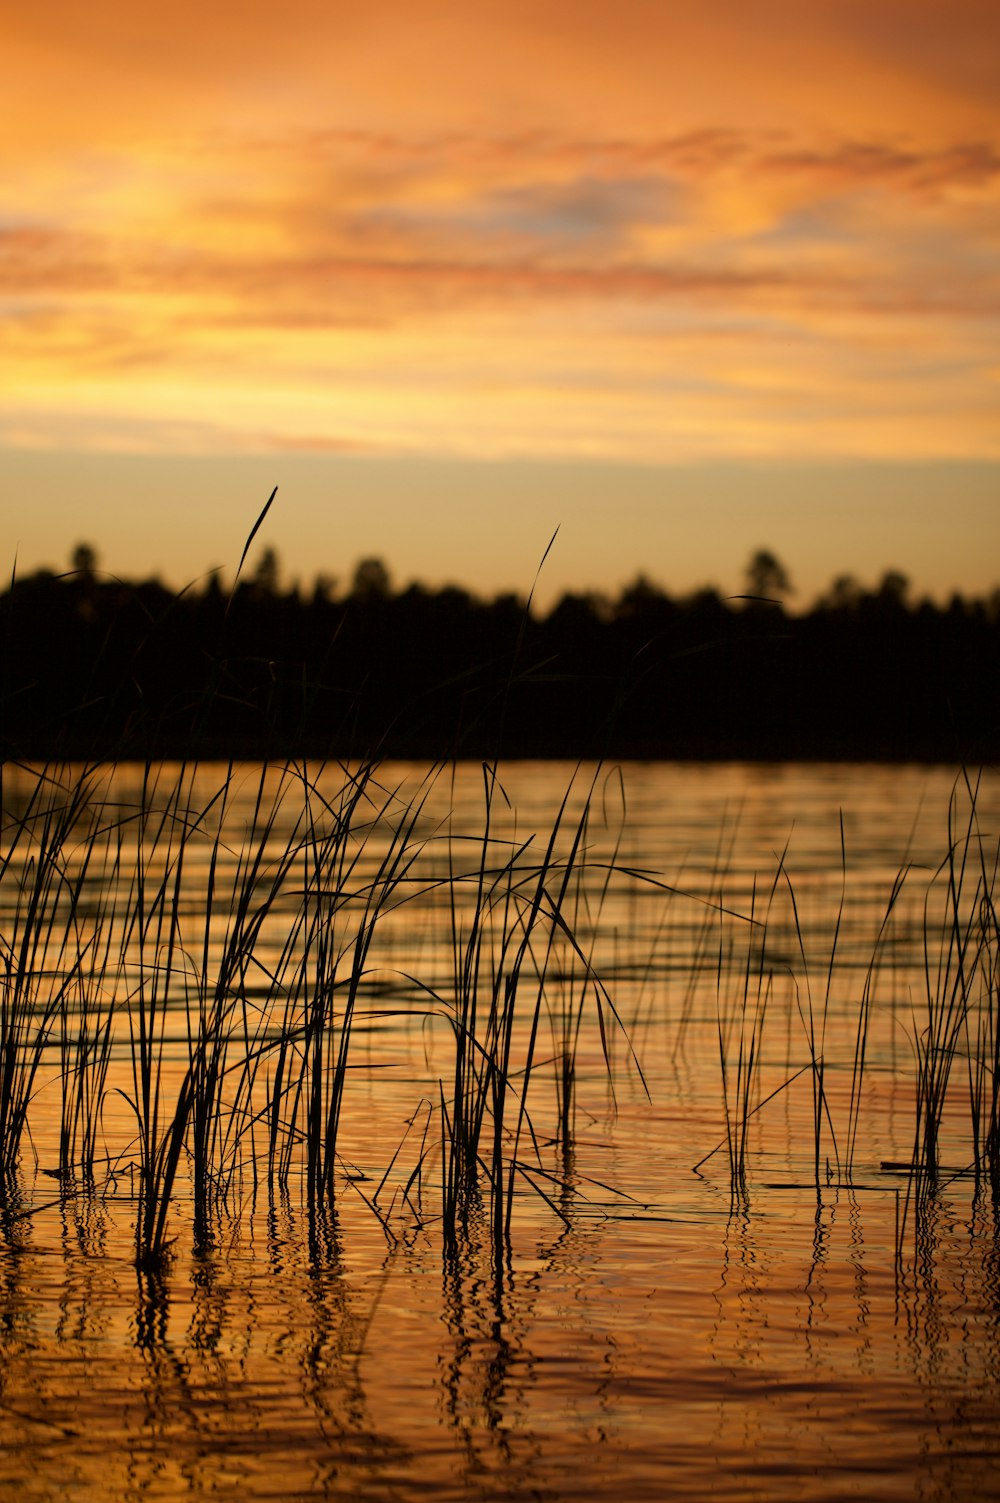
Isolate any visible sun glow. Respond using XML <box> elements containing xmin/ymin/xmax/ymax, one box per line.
<box><xmin>2</xmin><ymin>0</ymin><xmax>998</xmax><ymax>595</ymax></box>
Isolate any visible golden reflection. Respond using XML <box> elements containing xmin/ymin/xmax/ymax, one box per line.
<box><xmin>0</xmin><ymin>764</ymin><xmax>999</xmax><ymax>1497</ymax></box>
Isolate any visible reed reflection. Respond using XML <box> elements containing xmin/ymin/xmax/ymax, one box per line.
<box><xmin>435</xmin><ymin>1162</ymin><xmax>622</xmax><ymax>1497</ymax></box>
<box><xmin>440</xmin><ymin>1238</ymin><xmax>518</xmax><ymax>1478</ymax></box>
<box><xmin>56</xmin><ymin>1193</ymin><xmax>114</xmax><ymax>1348</ymax></box>
<box><xmin>300</xmin><ymin>1207</ymin><xmax>369</xmax><ymax>1437</ymax></box>
<box><xmin>0</xmin><ymin>761</ymin><xmax>997</xmax><ymax>1500</ymax></box>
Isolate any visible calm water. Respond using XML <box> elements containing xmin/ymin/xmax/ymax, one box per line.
<box><xmin>2</xmin><ymin>759</ymin><xmax>999</xmax><ymax>1501</ymax></box>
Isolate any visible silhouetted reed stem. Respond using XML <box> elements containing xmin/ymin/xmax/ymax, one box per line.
<box><xmin>4</xmin><ymin>751</ymin><xmax>996</xmax><ymax>1276</ymax></box>
<box><xmin>0</xmin><ymin>764</ymin><xmax>108</xmax><ymax>1186</ymax></box>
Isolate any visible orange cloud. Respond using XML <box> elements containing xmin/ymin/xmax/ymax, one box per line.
<box><xmin>3</xmin><ymin>5</ymin><xmax>998</xmax><ymax>464</ymax></box>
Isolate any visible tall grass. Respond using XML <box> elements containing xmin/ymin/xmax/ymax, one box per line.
<box><xmin>120</xmin><ymin>764</ymin><xmax>201</xmax><ymax>1266</ymax></box>
<box><xmin>293</xmin><ymin>763</ymin><xmax>434</xmax><ymax>1221</ymax></box>
<box><xmin>543</xmin><ymin>765</ymin><xmax>630</xmax><ymax>1152</ymax></box>
<box><xmin>434</xmin><ymin>763</ymin><xmax>608</xmax><ymax>1250</ymax></box>
<box><xmin>176</xmin><ymin>763</ymin><xmax>302</xmax><ymax>1235</ymax></box>
<box><xmin>712</xmin><ymin>876</ymin><xmax>771</xmax><ymax>1199</ymax></box>
<box><xmin>0</xmin><ymin>753</ymin><xmax>620</xmax><ymax>1264</ymax></box>
<box><xmin>843</xmin><ymin>862</ymin><xmax>909</xmax><ymax>1181</ymax></box>
<box><xmin>691</xmin><ymin>771</ymin><xmax>999</xmax><ymax>1215</ymax></box>
<box><xmin>55</xmin><ymin>809</ymin><xmax>121</xmax><ymax>1181</ymax></box>
<box><xmin>366</xmin><ymin>759</ymin><xmax>643</xmax><ymax>1276</ymax></box>
<box><xmin>0</xmin><ymin>764</ymin><xmax>108</xmax><ymax>1186</ymax></box>
<box><xmin>112</xmin><ymin>758</ymin><xmax>441</xmax><ymax>1258</ymax></box>
<box><xmin>1</xmin><ymin>753</ymin><xmax>996</xmax><ymax>1274</ymax></box>
<box><xmin>911</xmin><ymin>773</ymin><xmax>1000</xmax><ymax>1195</ymax></box>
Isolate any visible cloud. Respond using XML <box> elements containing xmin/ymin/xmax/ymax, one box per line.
<box><xmin>7</xmin><ymin>126</ymin><xmax>997</xmax><ymax>312</ymax></box>
<box><xmin>4</xmin><ymin>119</ymin><xmax>997</xmax><ymax>463</ymax></box>
<box><xmin>0</xmin><ymin>408</ymin><xmax>307</xmax><ymax>456</ymax></box>
<box><xmin>761</xmin><ymin>139</ymin><xmax>1000</xmax><ymax>196</ymax></box>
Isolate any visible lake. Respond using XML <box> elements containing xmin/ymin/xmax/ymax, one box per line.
<box><xmin>1</xmin><ymin>758</ymin><xmax>998</xmax><ymax>1501</ymax></box>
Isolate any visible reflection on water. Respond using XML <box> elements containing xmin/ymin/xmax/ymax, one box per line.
<box><xmin>1</xmin><ymin>760</ymin><xmax>999</xmax><ymax>1499</ymax></box>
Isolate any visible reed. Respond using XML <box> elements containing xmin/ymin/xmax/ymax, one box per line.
<box><xmin>296</xmin><ymin>763</ymin><xmax>434</xmax><ymax>1219</ymax></box>
<box><xmin>112</xmin><ymin>758</ymin><xmax>440</xmax><ymax>1249</ymax></box>
<box><xmin>411</xmin><ymin>762</ymin><xmax>633</xmax><ymax>1263</ymax></box>
<box><xmin>909</xmin><ymin>774</ymin><xmax>1000</xmax><ymax>1197</ymax></box>
<box><xmin>436</xmin><ymin>759</ymin><xmax>550</xmax><ymax>1246</ymax></box>
<box><xmin>55</xmin><ymin>799</ymin><xmax>121</xmax><ymax>1181</ymax></box>
<box><xmin>0</xmin><ymin>763</ymin><xmax>108</xmax><ymax>1186</ymax></box>
<box><xmin>2</xmin><ymin>743</ymin><xmax>996</xmax><ymax>1282</ymax></box>
<box><xmin>843</xmin><ymin>862</ymin><xmax>910</xmax><ymax>1181</ymax></box>
<box><xmin>971</xmin><ymin>848</ymin><xmax>1000</xmax><ymax>1195</ymax></box>
<box><xmin>715</xmin><ymin>876</ymin><xmax>771</xmax><ymax>1198</ymax></box>
<box><xmin>543</xmin><ymin>764</ymin><xmax>629</xmax><ymax>1151</ymax></box>
<box><xmin>118</xmin><ymin>763</ymin><xmax>201</xmax><ymax>1265</ymax></box>
<box><xmin>913</xmin><ymin>786</ymin><xmax>975</xmax><ymax>1189</ymax></box>
<box><xmin>695</xmin><ymin>838</ymin><xmax>851</xmax><ymax>1196</ymax></box>
<box><xmin>180</xmin><ymin>762</ymin><xmax>304</xmax><ymax>1234</ymax></box>
<box><xmin>774</xmin><ymin>841</ymin><xmax>837</xmax><ymax>1192</ymax></box>
<box><xmin>954</xmin><ymin>775</ymin><xmax>1000</xmax><ymax>1195</ymax></box>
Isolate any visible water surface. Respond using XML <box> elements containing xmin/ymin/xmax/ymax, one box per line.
<box><xmin>1</xmin><ymin>760</ymin><xmax>998</xmax><ymax>1500</ymax></box>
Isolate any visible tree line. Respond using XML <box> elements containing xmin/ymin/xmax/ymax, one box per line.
<box><xmin>1</xmin><ymin>544</ymin><xmax>997</xmax><ymax>763</ymax></box>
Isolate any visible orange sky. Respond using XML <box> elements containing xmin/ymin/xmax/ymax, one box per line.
<box><xmin>3</xmin><ymin>1</ymin><xmax>999</xmax><ymax>603</ymax></box>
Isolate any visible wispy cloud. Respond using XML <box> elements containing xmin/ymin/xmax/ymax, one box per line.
<box><xmin>4</xmin><ymin>119</ymin><xmax>998</xmax><ymax>460</ymax></box>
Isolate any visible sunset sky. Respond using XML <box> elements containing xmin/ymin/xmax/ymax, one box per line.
<box><xmin>3</xmin><ymin>1</ymin><xmax>999</xmax><ymax>607</ymax></box>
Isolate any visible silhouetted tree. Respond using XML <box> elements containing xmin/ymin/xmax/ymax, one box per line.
<box><xmin>350</xmin><ymin>557</ymin><xmax>392</xmax><ymax>599</ymax></box>
<box><xmin>253</xmin><ymin>546</ymin><xmax>281</xmax><ymax>595</ymax></box>
<box><xmin>744</xmin><ymin>548</ymin><xmax>792</xmax><ymax>603</ymax></box>
<box><xmin>822</xmin><ymin>574</ymin><xmax>862</xmax><ymax>611</ymax></box>
<box><xmin>2</xmin><ymin>540</ymin><xmax>998</xmax><ymax>764</ymax></box>
<box><xmin>70</xmin><ymin>542</ymin><xmax>98</xmax><ymax>578</ymax></box>
<box><xmin>616</xmin><ymin>573</ymin><xmax>666</xmax><ymax>617</ymax></box>
<box><xmin>311</xmin><ymin>573</ymin><xmax>336</xmax><ymax>605</ymax></box>
<box><xmin>877</xmin><ymin>569</ymin><xmax>909</xmax><ymax>606</ymax></box>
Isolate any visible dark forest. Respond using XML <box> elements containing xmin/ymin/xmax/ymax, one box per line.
<box><xmin>2</xmin><ymin>543</ymin><xmax>997</xmax><ymax>764</ymax></box>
